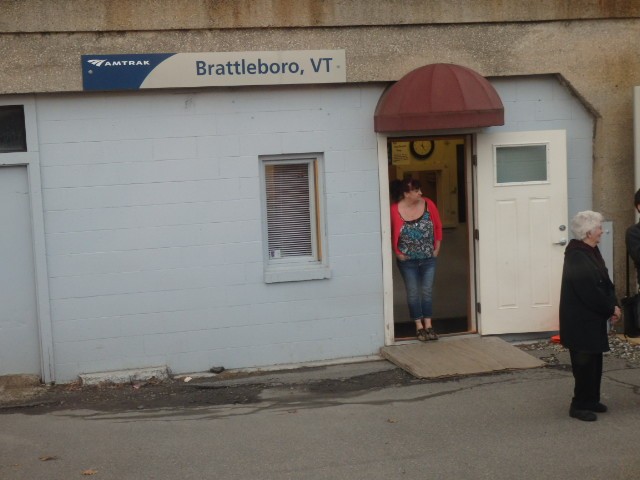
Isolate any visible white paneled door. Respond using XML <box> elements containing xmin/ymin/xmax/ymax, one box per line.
<box><xmin>0</xmin><ymin>166</ymin><xmax>41</xmax><ymax>376</ymax></box>
<box><xmin>476</xmin><ymin>130</ymin><xmax>568</xmax><ymax>334</ymax></box>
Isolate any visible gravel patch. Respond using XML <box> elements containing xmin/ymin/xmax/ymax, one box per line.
<box><xmin>519</xmin><ymin>335</ymin><xmax>640</xmax><ymax>366</ymax></box>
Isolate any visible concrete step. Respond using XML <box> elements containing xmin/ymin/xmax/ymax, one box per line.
<box><xmin>0</xmin><ymin>374</ymin><xmax>41</xmax><ymax>389</ymax></box>
<box><xmin>79</xmin><ymin>366</ymin><xmax>169</xmax><ymax>386</ymax></box>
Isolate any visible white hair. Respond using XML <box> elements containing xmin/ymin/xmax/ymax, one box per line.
<box><xmin>570</xmin><ymin>210</ymin><xmax>603</xmax><ymax>240</ymax></box>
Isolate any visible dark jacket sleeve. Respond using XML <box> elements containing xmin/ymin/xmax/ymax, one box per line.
<box><xmin>626</xmin><ymin>222</ymin><xmax>640</xmax><ymax>266</ymax></box>
<box><xmin>625</xmin><ymin>222</ymin><xmax>640</xmax><ymax>285</ymax></box>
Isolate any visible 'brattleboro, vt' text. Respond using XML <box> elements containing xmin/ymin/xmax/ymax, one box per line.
<box><xmin>196</xmin><ymin>57</ymin><xmax>336</xmax><ymax>76</ymax></box>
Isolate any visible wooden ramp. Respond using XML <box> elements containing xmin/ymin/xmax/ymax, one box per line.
<box><xmin>380</xmin><ymin>336</ymin><xmax>544</xmax><ymax>379</ymax></box>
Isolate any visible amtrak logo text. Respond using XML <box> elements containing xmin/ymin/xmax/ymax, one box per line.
<box><xmin>87</xmin><ymin>59</ymin><xmax>151</xmax><ymax>67</ymax></box>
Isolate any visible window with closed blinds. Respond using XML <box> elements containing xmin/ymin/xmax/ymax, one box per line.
<box><xmin>260</xmin><ymin>154</ymin><xmax>330</xmax><ymax>283</ymax></box>
<box><xmin>265</xmin><ymin>161</ymin><xmax>316</xmax><ymax>260</ymax></box>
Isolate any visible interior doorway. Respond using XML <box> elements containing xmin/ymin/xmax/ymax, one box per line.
<box><xmin>387</xmin><ymin>135</ymin><xmax>475</xmax><ymax>340</ymax></box>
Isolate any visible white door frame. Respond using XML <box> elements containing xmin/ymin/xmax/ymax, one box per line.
<box><xmin>379</xmin><ymin>128</ymin><xmax>568</xmax><ymax>341</ymax></box>
<box><xmin>377</xmin><ymin>134</ymin><xmax>395</xmax><ymax>345</ymax></box>
<box><xmin>378</xmin><ymin>132</ymin><xmax>478</xmax><ymax>345</ymax></box>
<box><xmin>0</xmin><ymin>95</ymin><xmax>54</xmax><ymax>382</ymax></box>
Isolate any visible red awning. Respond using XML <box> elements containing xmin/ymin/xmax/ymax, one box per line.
<box><xmin>374</xmin><ymin>63</ymin><xmax>504</xmax><ymax>132</ymax></box>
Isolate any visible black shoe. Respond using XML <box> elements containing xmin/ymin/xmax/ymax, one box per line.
<box><xmin>569</xmin><ymin>407</ymin><xmax>597</xmax><ymax>422</ymax></box>
<box><xmin>425</xmin><ymin>327</ymin><xmax>439</xmax><ymax>341</ymax></box>
<box><xmin>588</xmin><ymin>403</ymin><xmax>608</xmax><ymax>413</ymax></box>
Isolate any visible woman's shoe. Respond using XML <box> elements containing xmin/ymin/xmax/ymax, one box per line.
<box><xmin>569</xmin><ymin>407</ymin><xmax>597</xmax><ymax>421</ymax></box>
<box><xmin>426</xmin><ymin>327</ymin><xmax>438</xmax><ymax>341</ymax></box>
<box><xmin>416</xmin><ymin>329</ymin><xmax>428</xmax><ymax>342</ymax></box>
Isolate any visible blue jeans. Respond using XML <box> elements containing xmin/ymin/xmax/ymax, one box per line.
<box><xmin>397</xmin><ymin>257</ymin><xmax>437</xmax><ymax>321</ymax></box>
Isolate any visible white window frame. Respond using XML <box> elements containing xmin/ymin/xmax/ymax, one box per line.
<box><xmin>260</xmin><ymin>153</ymin><xmax>330</xmax><ymax>283</ymax></box>
<box><xmin>493</xmin><ymin>143</ymin><xmax>550</xmax><ymax>186</ymax></box>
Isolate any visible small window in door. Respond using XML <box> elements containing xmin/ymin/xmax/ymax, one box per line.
<box><xmin>0</xmin><ymin>105</ymin><xmax>27</xmax><ymax>153</ymax></box>
<box><xmin>495</xmin><ymin>144</ymin><xmax>547</xmax><ymax>184</ymax></box>
<box><xmin>260</xmin><ymin>153</ymin><xmax>330</xmax><ymax>283</ymax></box>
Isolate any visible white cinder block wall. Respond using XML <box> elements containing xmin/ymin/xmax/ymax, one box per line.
<box><xmin>36</xmin><ymin>85</ymin><xmax>387</xmax><ymax>382</ymax></box>
<box><xmin>33</xmin><ymin>76</ymin><xmax>593</xmax><ymax>381</ymax></box>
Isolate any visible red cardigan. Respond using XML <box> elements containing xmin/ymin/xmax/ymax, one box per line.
<box><xmin>390</xmin><ymin>198</ymin><xmax>443</xmax><ymax>256</ymax></box>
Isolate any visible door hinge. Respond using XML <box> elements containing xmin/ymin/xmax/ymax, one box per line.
<box><xmin>474</xmin><ymin>229</ymin><xmax>479</xmax><ymax>240</ymax></box>
<box><xmin>472</xmin><ymin>154</ymin><xmax>478</xmax><ymax>166</ymax></box>
<box><xmin>476</xmin><ymin>302</ymin><xmax>481</xmax><ymax>314</ymax></box>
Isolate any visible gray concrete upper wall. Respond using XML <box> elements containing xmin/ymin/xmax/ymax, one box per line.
<box><xmin>1</xmin><ymin>0</ymin><xmax>639</xmax><ymax>32</ymax></box>
<box><xmin>3</xmin><ymin>20</ymin><xmax>640</xmax><ymax>99</ymax></box>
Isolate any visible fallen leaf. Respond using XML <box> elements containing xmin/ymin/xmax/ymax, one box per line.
<box><xmin>39</xmin><ymin>455</ymin><xmax>58</xmax><ymax>461</ymax></box>
<box><xmin>81</xmin><ymin>469</ymin><xmax>98</xmax><ymax>475</ymax></box>
<box><xmin>386</xmin><ymin>418</ymin><xmax>398</xmax><ymax>423</ymax></box>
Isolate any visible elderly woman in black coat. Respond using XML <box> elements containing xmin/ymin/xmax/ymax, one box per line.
<box><xmin>560</xmin><ymin>210</ymin><xmax>621</xmax><ymax>421</ymax></box>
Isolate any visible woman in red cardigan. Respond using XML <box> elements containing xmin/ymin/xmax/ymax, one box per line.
<box><xmin>390</xmin><ymin>178</ymin><xmax>443</xmax><ymax>341</ymax></box>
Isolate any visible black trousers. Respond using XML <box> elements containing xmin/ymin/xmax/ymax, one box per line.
<box><xmin>569</xmin><ymin>350</ymin><xmax>603</xmax><ymax>409</ymax></box>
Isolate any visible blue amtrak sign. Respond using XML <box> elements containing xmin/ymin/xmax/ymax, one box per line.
<box><xmin>82</xmin><ymin>50</ymin><xmax>346</xmax><ymax>91</ymax></box>
<box><xmin>82</xmin><ymin>54</ymin><xmax>175</xmax><ymax>91</ymax></box>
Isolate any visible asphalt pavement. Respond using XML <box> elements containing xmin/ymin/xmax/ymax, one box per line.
<box><xmin>2</xmin><ymin>353</ymin><xmax>640</xmax><ymax>479</ymax></box>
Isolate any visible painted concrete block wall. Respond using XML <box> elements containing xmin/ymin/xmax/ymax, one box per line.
<box><xmin>36</xmin><ymin>85</ymin><xmax>386</xmax><ymax>382</ymax></box>
<box><xmin>488</xmin><ymin>76</ymin><xmax>594</xmax><ymax>220</ymax></box>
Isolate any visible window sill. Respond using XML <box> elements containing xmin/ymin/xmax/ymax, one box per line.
<box><xmin>264</xmin><ymin>265</ymin><xmax>331</xmax><ymax>284</ymax></box>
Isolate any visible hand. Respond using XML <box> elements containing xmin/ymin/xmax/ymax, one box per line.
<box><xmin>396</xmin><ymin>253</ymin><xmax>408</xmax><ymax>261</ymax></box>
<box><xmin>610</xmin><ymin>306</ymin><xmax>622</xmax><ymax>324</ymax></box>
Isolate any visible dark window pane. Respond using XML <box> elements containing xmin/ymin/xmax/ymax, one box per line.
<box><xmin>0</xmin><ymin>105</ymin><xmax>27</xmax><ymax>153</ymax></box>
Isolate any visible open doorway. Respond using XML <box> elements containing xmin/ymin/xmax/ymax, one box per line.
<box><xmin>387</xmin><ymin>135</ymin><xmax>475</xmax><ymax>340</ymax></box>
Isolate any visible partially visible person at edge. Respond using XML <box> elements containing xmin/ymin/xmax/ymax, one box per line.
<box><xmin>390</xmin><ymin>178</ymin><xmax>443</xmax><ymax>342</ymax></box>
<box><xmin>559</xmin><ymin>210</ymin><xmax>621</xmax><ymax>422</ymax></box>
<box><xmin>625</xmin><ymin>188</ymin><xmax>640</xmax><ymax>285</ymax></box>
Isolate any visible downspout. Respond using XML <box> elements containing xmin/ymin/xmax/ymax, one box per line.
<box><xmin>635</xmin><ymin>87</ymin><xmax>640</xmax><ymax>222</ymax></box>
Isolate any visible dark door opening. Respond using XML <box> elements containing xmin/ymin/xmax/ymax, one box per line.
<box><xmin>388</xmin><ymin>136</ymin><xmax>474</xmax><ymax>340</ymax></box>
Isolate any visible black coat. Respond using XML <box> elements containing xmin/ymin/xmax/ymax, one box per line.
<box><xmin>559</xmin><ymin>239</ymin><xmax>618</xmax><ymax>353</ymax></box>
<box><xmin>625</xmin><ymin>221</ymin><xmax>640</xmax><ymax>285</ymax></box>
